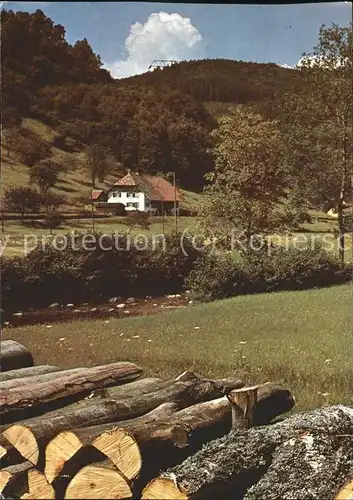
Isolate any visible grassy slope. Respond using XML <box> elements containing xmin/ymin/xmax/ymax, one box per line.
<box><xmin>1</xmin><ymin>119</ymin><xmax>202</xmax><ymax>210</ymax></box>
<box><xmin>4</xmin><ymin>284</ymin><xmax>352</xmax><ymax>411</ymax></box>
<box><xmin>1</xmin><ymin>119</ymin><xmax>118</xmax><ymax>203</ymax></box>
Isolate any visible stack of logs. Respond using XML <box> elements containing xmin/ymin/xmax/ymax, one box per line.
<box><xmin>0</xmin><ymin>340</ymin><xmax>352</xmax><ymax>500</ymax></box>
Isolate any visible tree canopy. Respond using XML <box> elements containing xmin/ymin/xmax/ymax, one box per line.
<box><xmin>279</xmin><ymin>23</ymin><xmax>353</xmax><ymax>262</ymax></box>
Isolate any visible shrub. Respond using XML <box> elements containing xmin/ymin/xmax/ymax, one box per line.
<box><xmin>185</xmin><ymin>251</ymin><xmax>247</xmax><ymax>302</ymax></box>
<box><xmin>44</xmin><ymin>212</ymin><xmax>62</xmax><ymax>229</ymax></box>
<box><xmin>186</xmin><ymin>243</ymin><xmax>348</xmax><ymax>302</ymax></box>
<box><xmin>1</xmin><ymin>232</ymin><xmax>201</xmax><ymax>311</ymax></box>
<box><xmin>243</xmin><ymin>243</ymin><xmax>344</xmax><ymax>291</ymax></box>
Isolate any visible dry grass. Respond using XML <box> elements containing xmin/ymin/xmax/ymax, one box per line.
<box><xmin>1</xmin><ymin>119</ymin><xmax>121</xmax><ymax>203</ymax></box>
<box><xmin>3</xmin><ymin>284</ymin><xmax>352</xmax><ymax>412</ymax></box>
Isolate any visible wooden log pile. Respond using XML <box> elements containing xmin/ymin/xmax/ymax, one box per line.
<box><xmin>0</xmin><ymin>340</ymin><xmax>351</xmax><ymax>500</ymax></box>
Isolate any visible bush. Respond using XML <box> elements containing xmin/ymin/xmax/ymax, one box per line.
<box><xmin>1</xmin><ymin>233</ymin><xmax>201</xmax><ymax>311</ymax></box>
<box><xmin>185</xmin><ymin>252</ymin><xmax>247</xmax><ymax>302</ymax></box>
<box><xmin>243</xmin><ymin>243</ymin><xmax>344</xmax><ymax>291</ymax></box>
<box><xmin>186</xmin><ymin>243</ymin><xmax>348</xmax><ymax>302</ymax></box>
<box><xmin>44</xmin><ymin>212</ymin><xmax>62</xmax><ymax>229</ymax></box>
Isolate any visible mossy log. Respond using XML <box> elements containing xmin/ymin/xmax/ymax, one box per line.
<box><xmin>142</xmin><ymin>405</ymin><xmax>353</xmax><ymax>500</ymax></box>
<box><xmin>244</xmin><ymin>433</ymin><xmax>353</xmax><ymax>500</ymax></box>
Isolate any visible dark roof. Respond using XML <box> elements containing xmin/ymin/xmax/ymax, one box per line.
<box><xmin>111</xmin><ymin>172</ymin><xmax>181</xmax><ymax>202</ymax></box>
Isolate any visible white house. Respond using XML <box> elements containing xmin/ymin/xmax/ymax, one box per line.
<box><xmin>106</xmin><ymin>171</ymin><xmax>181</xmax><ymax>215</ymax></box>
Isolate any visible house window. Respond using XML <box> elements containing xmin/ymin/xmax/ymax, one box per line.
<box><xmin>127</xmin><ymin>202</ymin><xmax>139</xmax><ymax>208</ymax></box>
<box><xmin>112</xmin><ymin>192</ymin><xmax>117</xmax><ymax>198</ymax></box>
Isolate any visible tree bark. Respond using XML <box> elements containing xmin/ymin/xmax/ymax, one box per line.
<box><xmin>244</xmin><ymin>433</ymin><xmax>353</xmax><ymax>500</ymax></box>
<box><xmin>0</xmin><ymin>367</ymin><xmax>86</xmax><ymax>391</ymax></box>
<box><xmin>0</xmin><ymin>341</ymin><xmax>34</xmax><ymax>372</ymax></box>
<box><xmin>338</xmin><ymin>200</ymin><xmax>346</xmax><ymax>264</ymax></box>
<box><xmin>0</xmin><ymin>365</ymin><xmax>60</xmax><ymax>383</ymax></box>
<box><xmin>103</xmin><ymin>375</ymin><xmax>242</xmax><ymax>400</ymax></box>
<box><xmin>336</xmin><ymin>478</ymin><xmax>353</xmax><ymax>500</ymax></box>
<box><xmin>0</xmin><ymin>361</ymin><xmax>143</xmax><ymax>423</ymax></box>
<box><xmin>101</xmin><ymin>377</ymin><xmax>164</xmax><ymax>399</ymax></box>
<box><xmin>141</xmin><ymin>405</ymin><xmax>353</xmax><ymax>500</ymax></box>
<box><xmin>2</xmin><ymin>377</ymin><xmax>240</xmax><ymax>470</ymax></box>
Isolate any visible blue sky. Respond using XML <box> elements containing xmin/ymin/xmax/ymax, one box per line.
<box><xmin>3</xmin><ymin>1</ymin><xmax>352</xmax><ymax>77</ymax></box>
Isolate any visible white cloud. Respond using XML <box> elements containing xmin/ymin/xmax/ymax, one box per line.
<box><xmin>105</xmin><ymin>12</ymin><xmax>204</xmax><ymax>79</ymax></box>
<box><xmin>279</xmin><ymin>63</ymin><xmax>294</xmax><ymax>69</ymax></box>
<box><xmin>296</xmin><ymin>55</ymin><xmax>347</xmax><ymax>68</ymax></box>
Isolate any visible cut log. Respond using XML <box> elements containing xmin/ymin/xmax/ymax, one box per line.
<box><xmin>0</xmin><ymin>341</ymin><xmax>34</xmax><ymax>372</ymax></box>
<box><xmin>0</xmin><ymin>439</ymin><xmax>25</xmax><ymax>468</ymax></box>
<box><xmin>337</xmin><ymin>479</ymin><xmax>353</xmax><ymax>500</ymax></box>
<box><xmin>226</xmin><ymin>385</ymin><xmax>260</xmax><ymax>429</ymax></box>
<box><xmin>3</xmin><ymin>377</ymin><xmax>238</xmax><ymax>470</ymax></box>
<box><xmin>0</xmin><ymin>365</ymin><xmax>60</xmax><ymax>383</ymax></box>
<box><xmin>0</xmin><ymin>461</ymin><xmax>32</xmax><ymax>497</ymax></box>
<box><xmin>45</xmin><ymin>383</ymin><xmax>292</xmax><ymax>489</ymax></box>
<box><xmin>0</xmin><ymin>367</ymin><xmax>87</xmax><ymax>391</ymax></box>
<box><xmin>141</xmin><ymin>405</ymin><xmax>353</xmax><ymax>500</ymax></box>
<box><xmin>64</xmin><ymin>459</ymin><xmax>132</xmax><ymax>499</ymax></box>
<box><xmin>46</xmin><ymin>428</ymin><xmax>141</xmax><ymax>487</ymax></box>
<box><xmin>21</xmin><ymin>469</ymin><xmax>55</xmax><ymax>499</ymax></box>
<box><xmin>0</xmin><ymin>463</ymin><xmax>54</xmax><ymax>499</ymax></box>
<box><xmin>45</xmin><ymin>402</ymin><xmax>180</xmax><ymax>484</ymax></box>
<box><xmin>0</xmin><ymin>361</ymin><xmax>143</xmax><ymax>422</ymax></box>
<box><xmin>0</xmin><ymin>444</ymin><xmax>7</xmax><ymax>459</ymax></box>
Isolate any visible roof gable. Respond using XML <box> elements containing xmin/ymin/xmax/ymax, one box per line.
<box><xmin>111</xmin><ymin>172</ymin><xmax>181</xmax><ymax>202</ymax></box>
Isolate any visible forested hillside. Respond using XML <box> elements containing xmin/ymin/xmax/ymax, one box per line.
<box><xmin>123</xmin><ymin>58</ymin><xmax>303</xmax><ymax>105</ymax></box>
<box><xmin>2</xmin><ymin>8</ymin><xmax>303</xmax><ymax>192</ymax></box>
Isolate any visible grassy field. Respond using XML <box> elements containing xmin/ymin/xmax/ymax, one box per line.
<box><xmin>0</xmin><ymin>216</ymin><xmax>197</xmax><ymax>257</ymax></box>
<box><xmin>3</xmin><ymin>284</ymin><xmax>352</xmax><ymax>412</ymax></box>
<box><xmin>1</xmin><ymin>217</ymin><xmax>350</xmax><ymax>259</ymax></box>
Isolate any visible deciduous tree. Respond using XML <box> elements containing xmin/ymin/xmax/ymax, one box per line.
<box><xmin>30</xmin><ymin>160</ymin><xmax>59</xmax><ymax>195</ymax></box>
<box><xmin>199</xmin><ymin>110</ymin><xmax>300</xmax><ymax>251</ymax></box>
<box><xmin>4</xmin><ymin>187</ymin><xmax>43</xmax><ymax>220</ymax></box>
<box><xmin>280</xmin><ymin>23</ymin><xmax>353</xmax><ymax>263</ymax></box>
